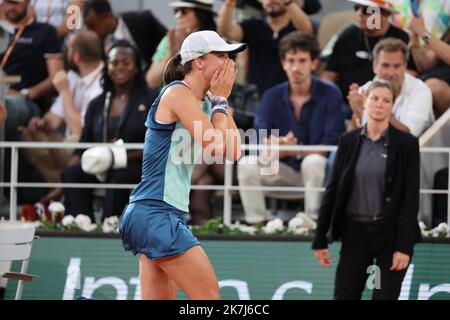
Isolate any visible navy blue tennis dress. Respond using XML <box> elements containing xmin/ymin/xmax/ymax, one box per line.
<box><xmin>119</xmin><ymin>80</ymin><xmax>212</xmax><ymax>260</ymax></box>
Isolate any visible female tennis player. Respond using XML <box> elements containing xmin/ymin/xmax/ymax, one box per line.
<box><xmin>119</xmin><ymin>30</ymin><xmax>246</xmax><ymax>300</ymax></box>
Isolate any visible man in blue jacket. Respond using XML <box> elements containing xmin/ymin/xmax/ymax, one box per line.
<box><xmin>237</xmin><ymin>31</ymin><xmax>345</xmax><ymax>224</ymax></box>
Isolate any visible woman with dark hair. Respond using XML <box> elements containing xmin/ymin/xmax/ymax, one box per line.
<box><xmin>145</xmin><ymin>0</ymin><xmax>217</xmax><ymax>89</ymax></box>
<box><xmin>119</xmin><ymin>31</ymin><xmax>245</xmax><ymax>299</ymax></box>
<box><xmin>61</xmin><ymin>40</ymin><xmax>157</xmax><ymax>221</ymax></box>
<box><xmin>312</xmin><ymin>80</ymin><xmax>422</xmax><ymax>300</ymax></box>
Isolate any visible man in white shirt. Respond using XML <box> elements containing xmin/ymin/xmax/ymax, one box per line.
<box><xmin>348</xmin><ymin>37</ymin><xmax>434</xmax><ymax>137</ymax></box>
<box><xmin>23</xmin><ymin>30</ymin><xmax>103</xmax><ymax>183</ymax></box>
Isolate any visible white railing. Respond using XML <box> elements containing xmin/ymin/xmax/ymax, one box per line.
<box><xmin>0</xmin><ymin>141</ymin><xmax>449</xmax><ymax>226</ymax></box>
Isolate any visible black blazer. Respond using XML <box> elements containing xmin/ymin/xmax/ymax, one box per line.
<box><xmin>74</xmin><ymin>84</ymin><xmax>157</xmax><ymax>161</ymax></box>
<box><xmin>121</xmin><ymin>10</ymin><xmax>167</xmax><ymax>70</ymax></box>
<box><xmin>312</xmin><ymin>125</ymin><xmax>422</xmax><ymax>256</ymax></box>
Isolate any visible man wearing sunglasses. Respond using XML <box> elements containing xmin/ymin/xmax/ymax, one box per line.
<box><xmin>218</xmin><ymin>0</ymin><xmax>315</xmax><ymax>97</ymax></box>
<box><xmin>321</xmin><ymin>0</ymin><xmax>416</xmax><ymax>120</ymax></box>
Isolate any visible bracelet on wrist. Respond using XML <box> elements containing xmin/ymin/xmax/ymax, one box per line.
<box><xmin>212</xmin><ymin>108</ymin><xmax>228</xmax><ymax>116</ymax></box>
<box><xmin>211</xmin><ymin>96</ymin><xmax>228</xmax><ymax>104</ymax></box>
<box><xmin>211</xmin><ymin>96</ymin><xmax>228</xmax><ymax>116</ymax></box>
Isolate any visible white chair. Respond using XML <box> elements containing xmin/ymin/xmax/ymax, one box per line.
<box><xmin>0</xmin><ymin>221</ymin><xmax>38</xmax><ymax>300</ymax></box>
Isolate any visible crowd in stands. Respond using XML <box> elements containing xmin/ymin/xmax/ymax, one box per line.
<box><xmin>0</xmin><ymin>0</ymin><xmax>447</xmax><ymax>226</ymax></box>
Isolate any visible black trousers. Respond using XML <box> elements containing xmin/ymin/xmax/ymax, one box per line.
<box><xmin>61</xmin><ymin>163</ymin><xmax>141</xmax><ymax>220</ymax></box>
<box><xmin>334</xmin><ymin>219</ymin><xmax>412</xmax><ymax>300</ymax></box>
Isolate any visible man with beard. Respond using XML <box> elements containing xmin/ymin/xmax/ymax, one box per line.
<box><xmin>237</xmin><ymin>31</ymin><xmax>345</xmax><ymax>224</ymax></box>
<box><xmin>0</xmin><ymin>0</ymin><xmax>63</xmax><ymax>140</ymax></box>
<box><xmin>21</xmin><ymin>30</ymin><xmax>104</xmax><ymax>187</ymax></box>
<box><xmin>218</xmin><ymin>0</ymin><xmax>313</xmax><ymax>96</ymax></box>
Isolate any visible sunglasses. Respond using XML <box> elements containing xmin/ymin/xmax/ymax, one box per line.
<box><xmin>174</xmin><ymin>7</ymin><xmax>190</xmax><ymax>16</ymax></box>
<box><xmin>353</xmin><ymin>5</ymin><xmax>390</xmax><ymax>16</ymax></box>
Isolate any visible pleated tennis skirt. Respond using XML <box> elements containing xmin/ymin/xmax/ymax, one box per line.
<box><xmin>119</xmin><ymin>199</ymin><xmax>200</xmax><ymax>260</ymax></box>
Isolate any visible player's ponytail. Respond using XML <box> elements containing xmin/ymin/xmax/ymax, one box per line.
<box><xmin>163</xmin><ymin>53</ymin><xmax>192</xmax><ymax>85</ymax></box>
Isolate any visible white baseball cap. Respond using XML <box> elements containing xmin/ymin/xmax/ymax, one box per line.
<box><xmin>81</xmin><ymin>140</ymin><xmax>127</xmax><ymax>182</ymax></box>
<box><xmin>180</xmin><ymin>30</ymin><xmax>247</xmax><ymax>65</ymax></box>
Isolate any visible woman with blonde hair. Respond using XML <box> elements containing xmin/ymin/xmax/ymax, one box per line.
<box><xmin>313</xmin><ymin>80</ymin><xmax>422</xmax><ymax>300</ymax></box>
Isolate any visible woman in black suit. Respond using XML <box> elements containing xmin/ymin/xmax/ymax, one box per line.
<box><xmin>312</xmin><ymin>80</ymin><xmax>422</xmax><ymax>300</ymax></box>
<box><xmin>61</xmin><ymin>40</ymin><xmax>157</xmax><ymax>220</ymax></box>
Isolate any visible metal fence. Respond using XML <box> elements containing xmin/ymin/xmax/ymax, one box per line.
<box><xmin>0</xmin><ymin>141</ymin><xmax>449</xmax><ymax>226</ymax></box>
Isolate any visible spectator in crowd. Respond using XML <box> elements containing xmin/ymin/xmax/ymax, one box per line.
<box><xmin>348</xmin><ymin>38</ymin><xmax>434</xmax><ymax>137</ymax></box>
<box><xmin>30</xmin><ymin>0</ymin><xmax>84</xmax><ymax>39</ymax></box>
<box><xmin>0</xmin><ymin>1</ymin><xmax>18</xmax><ymax>36</ymax></box>
<box><xmin>408</xmin><ymin>15</ymin><xmax>450</xmax><ymax>118</ymax></box>
<box><xmin>321</xmin><ymin>0</ymin><xmax>415</xmax><ymax>119</ymax></box>
<box><xmin>83</xmin><ymin>0</ymin><xmax>166</xmax><ymax>71</ymax></box>
<box><xmin>313</xmin><ymin>80</ymin><xmax>421</xmax><ymax>300</ymax></box>
<box><xmin>218</xmin><ymin>0</ymin><xmax>314</xmax><ymax>96</ymax></box>
<box><xmin>237</xmin><ymin>31</ymin><xmax>345</xmax><ymax>224</ymax></box>
<box><xmin>61</xmin><ymin>40</ymin><xmax>157</xmax><ymax>221</ymax></box>
<box><xmin>225</xmin><ymin>0</ymin><xmax>322</xmax><ymax>29</ymax></box>
<box><xmin>391</xmin><ymin>0</ymin><xmax>450</xmax><ymax>40</ymax></box>
<box><xmin>21</xmin><ymin>31</ymin><xmax>104</xmax><ymax>188</ymax></box>
<box><xmin>145</xmin><ymin>0</ymin><xmax>217</xmax><ymax>90</ymax></box>
<box><xmin>0</xmin><ymin>0</ymin><xmax>64</xmax><ymax>141</ymax></box>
